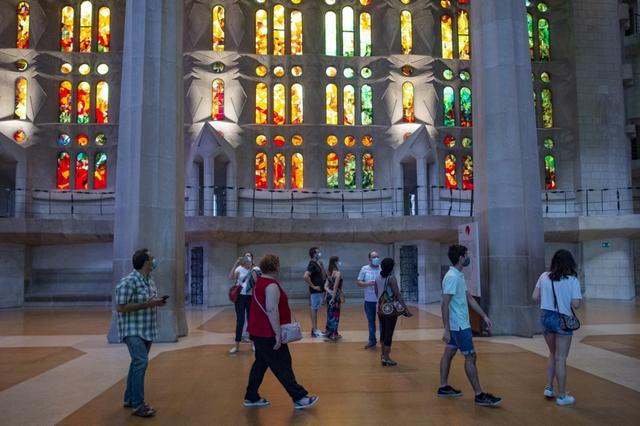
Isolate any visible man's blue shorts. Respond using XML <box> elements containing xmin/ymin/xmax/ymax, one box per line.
<box><xmin>447</xmin><ymin>327</ymin><xmax>475</xmax><ymax>355</ymax></box>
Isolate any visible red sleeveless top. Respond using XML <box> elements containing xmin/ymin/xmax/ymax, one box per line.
<box><xmin>248</xmin><ymin>276</ymin><xmax>292</xmax><ymax>338</ymax></box>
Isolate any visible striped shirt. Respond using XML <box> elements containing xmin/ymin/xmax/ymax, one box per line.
<box><xmin>115</xmin><ymin>270</ymin><xmax>158</xmax><ymax>342</ymax></box>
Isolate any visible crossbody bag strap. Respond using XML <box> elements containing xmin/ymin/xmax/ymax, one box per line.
<box><xmin>550</xmin><ymin>279</ymin><xmax>560</xmax><ymax>313</ymax></box>
<box><xmin>252</xmin><ymin>283</ymin><xmax>297</xmax><ymax>322</ymax></box>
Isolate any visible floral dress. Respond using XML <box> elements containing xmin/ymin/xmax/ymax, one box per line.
<box><xmin>325</xmin><ymin>275</ymin><xmax>343</xmax><ymax>339</ymax></box>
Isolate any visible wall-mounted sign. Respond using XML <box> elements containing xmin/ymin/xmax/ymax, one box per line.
<box><xmin>458</xmin><ymin>222</ymin><xmax>480</xmax><ymax>297</ymax></box>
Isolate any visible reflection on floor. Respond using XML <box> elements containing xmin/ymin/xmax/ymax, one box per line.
<box><xmin>0</xmin><ymin>299</ymin><xmax>638</xmax><ymax>425</ymax></box>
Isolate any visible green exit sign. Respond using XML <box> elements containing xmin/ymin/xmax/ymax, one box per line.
<box><xmin>601</xmin><ymin>242</ymin><xmax>611</xmax><ymax>248</ymax></box>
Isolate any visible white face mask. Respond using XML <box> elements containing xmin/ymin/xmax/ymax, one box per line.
<box><xmin>337</xmin><ymin>261</ymin><xmax>342</xmax><ymax>267</ymax></box>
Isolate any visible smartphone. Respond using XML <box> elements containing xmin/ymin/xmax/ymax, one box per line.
<box><xmin>161</xmin><ymin>295</ymin><xmax>170</xmax><ymax>301</ymax></box>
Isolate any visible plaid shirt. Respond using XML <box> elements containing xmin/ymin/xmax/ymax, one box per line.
<box><xmin>115</xmin><ymin>270</ymin><xmax>158</xmax><ymax>342</ymax></box>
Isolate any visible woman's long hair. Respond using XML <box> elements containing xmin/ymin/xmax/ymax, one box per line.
<box><xmin>380</xmin><ymin>258</ymin><xmax>395</xmax><ymax>278</ymax></box>
<box><xmin>328</xmin><ymin>256</ymin><xmax>339</xmax><ymax>275</ymax></box>
<box><xmin>548</xmin><ymin>249</ymin><xmax>578</xmax><ymax>281</ymax></box>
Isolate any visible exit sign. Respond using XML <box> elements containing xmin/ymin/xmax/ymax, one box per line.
<box><xmin>601</xmin><ymin>242</ymin><xmax>611</xmax><ymax>248</ymax></box>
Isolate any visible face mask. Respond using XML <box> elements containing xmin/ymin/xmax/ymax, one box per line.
<box><xmin>316</xmin><ymin>252</ymin><xmax>322</xmax><ymax>259</ymax></box>
<box><xmin>151</xmin><ymin>258</ymin><xmax>158</xmax><ymax>270</ymax></box>
<box><xmin>462</xmin><ymin>256</ymin><xmax>471</xmax><ymax>267</ymax></box>
<box><xmin>337</xmin><ymin>261</ymin><xmax>342</xmax><ymax>267</ymax></box>
<box><xmin>371</xmin><ymin>257</ymin><xmax>380</xmax><ymax>267</ymax></box>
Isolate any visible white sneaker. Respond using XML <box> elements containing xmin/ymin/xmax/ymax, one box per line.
<box><xmin>544</xmin><ymin>386</ymin><xmax>554</xmax><ymax>398</ymax></box>
<box><xmin>311</xmin><ymin>329</ymin><xmax>326</xmax><ymax>338</ymax></box>
<box><xmin>556</xmin><ymin>394</ymin><xmax>575</xmax><ymax>406</ymax></box>
<box><xmin>228</xmin><ymin>347</ymin><xmax>239</xmax><ymax>354</ymax></box>
<box><xmin>243</xmin><ymin>398</ymin><xmax>270</xmax><ymax>407</ymax></box>
<box><xmin>252</xmin><ymin>344</ymin><xmax>255</xmax><ymax>352</ymax></box>
<box><xmin>294</xmin><ymin>395</ymin><xmax>319</xmax><ymax>410</ymax></box>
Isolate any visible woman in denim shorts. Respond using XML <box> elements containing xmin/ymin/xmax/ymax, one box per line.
<box><xmin>532</xmin><ymin>250</ymin><xmax>582</xmax><ymax>407</ymax></box>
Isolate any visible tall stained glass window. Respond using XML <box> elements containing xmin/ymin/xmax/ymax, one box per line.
<box><xmin>273</xmin><ymin>83</ymin><xmax>286</xmax><ymax>125</ymax></box>
<box><xmin>457</xmin><ymin>10</ymin><xmax>470</xmax><ymax>60</ymax></box>
<box><xmin>401</xmin><ymin>10</ymin><xmax>412</xmax><ymax>54</ymax></box>
<box><xmin>94</xmin><ymin>152</ymin><xmax>107</xmax><ymax>190</ymax></box>
<box><xmin>460</xmin><ymin>87</ymin><xmax>472</xmax><ymax>127</ymax></box>
<box><xmin>538</xmin><ymin>18</ymin><xmax>550</xmax><ymax>61</ymax></box>
<box><xmin>402</xmin><ymin>82</ymin><xmax>414</xmax><ymax>123</ymax></box>
<box><xmin>274</xmin><ymin>153</ymin><xmax>286</xmax><ymax>189</ymax></box>
<box><xmin>326</xmin><ymin>84</ymin><xmax>338</xmax><ymax>124</ymax></box>
<box><xmin>59</xmin><ymin>81</ymin><xmax>72</xmax><ymax>123</ymax></box>
<box><xmin>77</xmin><ymin>82</ymin><xmax>90</xmax><ymax>124</ymax></box>
<box><xmin>445</xmin><ymin>154</ymin><xmax>457</xmax><ymax>189</ymax></box>
<box><xmin>61</xmin><ymin>6</ymin><xmax>74</xmax><ymax>52</ymax></box>
<box><xmin>343</xmin><ymin>85</ymin><xmax>355</xmax><ymax>125</ymax></box>
<box><xmin>96</xmin><ymin>81</ymin><xmax>109</xmax><ymax>124</ymax></box>
<box><xmin>291</xmin><ymin>10</ymin><xmax>303</xmax><ymax>55</ymax></box>
<box><xmin>256</xmin><ymin>9</ymin><xmax>268</xmax><ymax>55</ymax></box>
<box><xmin>327</xmin><ymin>153</ymin><xmax>339</xmax><ymax>188</ymax></box>
<box><xmin>362</xmin><ymin>153</ymin><xmax>374</xmax><ymax>189</ymax></box>
<box><xmin>57</xmin><ymin>152</ymin><xmax>70</xmax><ymax>190</ymax></box>
<box><xmin>360</xmin><ymin>12</ymin><xmax>372</xmax><ymax>56</ymax></box>
<box><xmin>256</xmin><ymin>83</ymin><xmax>268</xmax><ymax>124</ymax></box>
<box><xmin>541</xmin><ymin>88</ymin><xmax>553</xmax><ymax>128</ymax></box>
<box><xmin>17</xmin><ymin>2</ymin><xmax>30</xmax><ymax>49</ymax></box>
<box><xmin>441</xmin><ymin>15</ymin><xmax>453</xmax><ymax>59</ymax></box>
<box><xmin>292</xmin><ymin>153</ymin><xmax>303</xmax><ymax>189</ymax></box>
<box><xmin>14</xmin><ymin>78</ymin><xmax>27</xmax><ymax>120</ymax></box>
<box><xmin>273</xmin><ymin>5</ymin><xmax>285</xmax><ymax>55</ymax></box>
<box><xmin>443</xmin><ymin>86</ymin><xmax>455</xmax><ymax>127</ymax></box>
<box><xmin>462</xmin><ymin>155</ymin><xmax>473</xmax><ymax>189</ymax></box>
<box><xmin>361</xmin><ymin>84</ymin><xmax>373</xmax><ymax>125</ymax></box>
<box><xmin>75</xmin><ymin>152</ymin><xmax>89</xmax><ymax>190</ymax></box>
<box><xmin>291</xmin><ymin>83</ymin><xmax>303</xmax><ymax>124</ymax></box>
<box><xmin>212</xmin><ymin>79</ymin><xmax>224</xmax><ymax>121</ymax></box>
<box><xmin>79</xmin><ymin>1</ymin><xmax>92</xmax><ymax>52</ymax></box>
<box><xmin>342</xmin><ymin>7</ymin><xmax>355</xmax><ymax>56</ymax></box>
<box><xmin>98</xmin><ymin>7</ymin><xmax>110</xmax><ymax>52</ymax></box>
<box><xmin>544</xmin><ymin>155</ymin><xmax>556</xmax><ymax>189</ymax></box>
<box><xmin>527</xmin><ymin>13</ymin><xmax>534</xmax><ymax>60</ymax></box>
<box><xmin>255</xmin><ymin>153</ymin><xmax>267</xmax><ymax>189</ymax></box>
<box><xmin>325</xmin><ymin>11</ymin><xmax>337</xmax><ymax>56</ymax></box>
<box><xmin>213</xmin><ymin>5</ymin><xmax>224</xmax><ymax>51</ymax></box>
<box><xmin>344</xmin><ymin>153</ymin><xmax>356</xmax><ymax>189</ymax></box>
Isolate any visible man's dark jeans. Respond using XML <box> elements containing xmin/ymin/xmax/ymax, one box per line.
<box><xmin>364</xmin><ymin>301</ymin><xmax>377</xmax><ymax>345</ymax></box>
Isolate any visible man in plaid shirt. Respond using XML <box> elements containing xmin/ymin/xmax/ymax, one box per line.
<box><xmin>116</xmin><ymin>248</ymin><xmax>167</xmax><ymax>418</ymax></box>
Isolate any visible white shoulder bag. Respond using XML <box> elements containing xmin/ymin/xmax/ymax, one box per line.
<box><xmin>253</xmin><ymin>287</ymin><xmax>302</xmax><ymax>344</ymax></box>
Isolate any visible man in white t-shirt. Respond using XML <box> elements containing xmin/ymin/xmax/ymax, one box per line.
<box><xmin>357</xmin><ymin>251</ymin><xmax>380</xmax><ymax>349</ymax></box>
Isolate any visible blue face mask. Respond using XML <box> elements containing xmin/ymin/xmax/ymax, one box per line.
<box><xmin>151</xmin><ymin>258</ymin><xmax>158</xmax><ymax>270</ymax></box>
<box><xmin>371</xmin><ymin>257</ymin><xmax>380</xmax><ymax>267</ymax></box>
<box><xmin>462</xmin><ymin>256</ymin><xmax>471</xmax><ymax>267</ymax></box>
<box><xmin>337</xmin><ymin>261</ymin><xmax>342</xmax><ymax>267</ymax></box>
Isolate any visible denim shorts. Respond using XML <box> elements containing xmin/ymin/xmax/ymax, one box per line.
<box><xmin>309</xmin><ymin>293</ymin><xmax>323</xmax><ymax>310</ymax></box>
<box><xmin>447</xmin><ymin>327</ymin><xmax>475</xmax><ymax>355</ymax></box>
<box><xmin>541</xmin><ymin>309</ymin><xmax>573</xmax><ymax>336</ymax></box>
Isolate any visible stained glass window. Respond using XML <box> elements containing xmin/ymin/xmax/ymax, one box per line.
<box><xmin>13</xmin><ymin>130</ymin><xmax>25</xmax><ymax>143</ymax></box>
<box><xmin>445</xmin><ymin>154</ymin><xmax>457</xmax><ymax>189</ymax></box>
<box><xmin>402</xmin><ymin>82</ymin><xmax>414</xmax><ymax>123</ymax></box>
<box><xmin>256</xmin><ymin>83</ymin><xmax>268</xmax><ymax>124</ymax></box>
<box><xmin>210</xmin><ymin>5</ymin><xmax>225</xmax><ymax>52</ymax></box>
<box><xmin>97</xmin><ymin>7</ymin><xmax>110</xmax><ymax>52</ymax></box>
<box><xmin>256</xmin><ymin>9</ymin><xmax>268</xmax><ymax>54</ymax></box>
<box><xmin>444</xmin><ymin>135</ymin><xmax>456</xmax><ymax>147</ymax></box>
<box><xmin>57</xmin><ymin>152</ymin><xmax>70</xmax><ymax>190</ymax></box>
<box><xmin>291</xmin><ymin>10</ymin><xmax>303</xmax><ymax>55</ymax></box>
<box><xmin>61</xmin><ymin>6</ymin><xmax>74</xmax><ymax>52</ymax></box>
<box><xmin>527</xmin><ymin>13</ymin><xmax>534</xmax><ymax>60</ymax></box>
<box><xmin>401</xmin><ymin>10</ymin><xmax>412</xmax><ymax>54</ymax></box>
<box><xmin>326</xmin><ymin>84</ymin><xmax>338</xmax><ymax>124</ymax></box>
<box><xmin>541</xmin><ymin>88</ymin><xmax>553</xmax><ymax>128</ymax></box>
<box><xmin>344</xmin><ymin>153</ymin><xmax>356</xmax><ymax>189</ymax></box>
<box><xmin>274</xmin><ymin>153</ymin><xmax>286</xmax><ymax>189</ymax></box>
<box><xmin>291</xmin><ymin>83</ymin><xmax>303</xmax><ymax>124</ymax></box>
<box><xmin>441</xmin><ymin>15</ymin><xmax>453</xmax><ymax>59</ymax></box>
<box><xmin>77</xmin><ymin>82</ymin><xmax>90</xmax><ymax>124</ymax></box>
<box><xmin>59</xmin><ymin>81</ymin><xmax>72</xmax><ymax>123</ymax></box>
<box><xmin>343</xmin><ymin>85</ymin><xmax>355</xmax><ymax>125</ymax></box>
<box><xmin>462</xmin><ymin>155</ymin><xmax>473</xmax><ymax>189</ymax></box>
<box><xmin>256</xmin><ymin>65</ymin><xmax>267</xmax><ymax>76</ymax></box>
<box><xmin>274</xmin><ymin>5</ymin><xmax>285</xmax><ymax>55</ymax></box>
<box><xmin>14</xmin><ymin>78</ymin><xmax>27</xmax><ymax>120</ymax></box>
<box><xmin>211</xmin><ymin>79</ymin><xmax>224</xmax><ymax>121</ymax></box>
<box><xmin>457</xmin><ymin>10</ymin><xmax>470</xmax><ymax>60</ymax></box>
<box><xmin>327</xmin><ymin>135</ymin><xmax>338</xmax><ymax>146</ymax></box>
<box><xmin>17</xmin><ymin>2</ymin><xmax>30</xmax><ymax>48</ymax></box>
<box><xmin>544</xmin><ymin>155</ymin><xmax>556</xmax><ymax>189</ymax></box>
<box><xmin>342</xmin><ymin>7</ymin><xmax>355</xmax><ymax>56</ymax></box>
<box><xmin>256</xmin><ymin>135</ymin><xmax>267</xmax><ymax>146</ymax></box>
<box><xmin>75</xmin><ymin>152</ymin><xmax>89</xmax><ymax>190</ymax></box>
<box><xmin>79</xmin><ymin>1</ymin><xmax>92</xmax><ymax>52</ymax></box>
<box><xmin>96</xmin><ymin>81</ymin><xmax>109</xmax><ymax>124</ymax></box>
<box><xmin>443</xmin><ymin>86</ymin><xmax>456</xmax><ymax>127</ymax></box>
<box><xmin>460</xmin><ymin>87</ymin><xmax>472</xmax><ymax>127</ymax></box>
<box><xmin>327</xmin><ymin>153</ymin><xmax>339</xmax><ymax>188</ymax></box>
<box><xmin>256</xmin><ymin>153</ymin><xmax>267</xmax><ymax>189</ymax></box>
<box><xmin>273</xmin><ymin>83</ymin><xmax>286</xmax><ymax>125</ymax></box>
<box><xmin>344</xmin><ymin>135</ymin><xmax>356</xmax><ymax>147</ymax></box>
<box><xmin>292</xmin><ymin>153</ymin><xmax>304</xmax><ymax>189</ymax></box>
<box><xmin>77</xmin><ymin>134</ymin><xmax>89</xmax><ymax>147</ymax></box>
<box><xmin>94</xmin><ymin>152</ymin><xmax>107</xmax><ymax>189</ymax></box>
<box><xmin>325</xmin><ymin>11</ymin><xmax>337</xmax><ymax>56</ymax></box>
<box><xmin>292</xmin><ymin>134</ymin><xmax>303</xmax><ymax>146</ymax></box>
<box><xmin>362</xmin><ymin>153</ymin><xmax>374</xmax><ymax>189</ymax></box>
<box><xmin>360</xmin><ymin>12</ymin><xmax>372</xmax><ymax>56</ymax></box>
<box><xmin>361</xmin><ymin>85</ymin><xmax>373</xmax><ymax>125</ymax></box>
<box><xmin>538</xmin><ymin>18</ymin><xmax>550</xmax><ymax>61</ymax></box>
<box><xmin>361</xmin><ymin>135</ymin><xmax>373</xmax><ymax>147</ymax></box>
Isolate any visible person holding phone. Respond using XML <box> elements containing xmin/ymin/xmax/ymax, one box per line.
<box><xmin>115</xmin><ymin>248</ymin><xmax>168</xmax><ymax>418</ymax></box>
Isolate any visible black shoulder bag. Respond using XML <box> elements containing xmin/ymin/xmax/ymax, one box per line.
<box><xmin>551</xmin><ymin>280</ymin><xmax>580</xmax><ymax>331</ymax></box>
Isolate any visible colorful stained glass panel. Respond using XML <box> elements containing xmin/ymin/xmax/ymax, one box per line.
<box><xmin>445</xmin><ymin>154</ymin><xmax>457</xmax><ymax>189</ymax></box>
<box><xmin>256</xmin><ymin>83</ymin><xmax>268</xmax><ymax>124</ymax></box>
<box><xmin>98</xmin><ymin>7</ymin><xmax>110</xmax><ymax>52</ymax></box>
<box><xmin>255</xmin><ymin>153</ymin><xmax>267</xmax><ymax>189</ymax></box>
<box><xmin>291</xmin><ymin>10</ymin><xmax>303</xmax><ymax>55</ymax></box>
<box><xmin>401</xmin><ymin>11</ymin><xmax>412</xmax><ymax>54</ymax></box>
<box><xmin>212</xmin><ymin>79</ymin><xmax>224</xmax><ymax>121</ymax></box>
<box><xmin>292</xmin><ymin>153</ymin><xmax>303</xmax><ymax>189</ymax></box>
<box><xmin>362</xmin><ymin>153</ymin><xmax>374</xmax><ymax>189</ymax></box>
<box><xmin>273</xmin><ymin>83</ymin><xmax>286</xmax><ymax>125</ymax></box>
<box><xmin>59</xmin><ymin>81</ymin><xmax>72</xmax><ymax>123</ymax></box>
<box><xmin>213</xmin><ymin>5</ymin><xmax>224</xmax><ymax>51</ymax></box>
<box><xmin>14</xmin><ymin>78</ymin><xmax>27</xmax><ymax>120</ymax></box>
<box><xmin>79</xmin><ymin>1</ymin><xmax>92</xmax><ymax>52</ymax></box>
<box><xmin>326</xmin><ymin>84</ymin><xmax>338</xmax><ymax>124</ymax></box>
<box><xmin>94</xmin><ymin>152</ymin><xmax>107</xmax><ymax>189</ymax></box>
<box><xmin>327</xmin><ymin>153</ymin><xmax>339</xmax><ymax>188</ymax></box>
<box><xmin>96</xmin><ymin>81</ymin><xmax>109</xmax><ymax>124</ymax></box>
<box><xmin>256</xmin><ymin>9</ymin><xmax>268</xmax><ymax>54</ymax></box>
<box><xmin>460</xmin><ymin>87</ymin><xmax>472</xmax><ymax>127</ymax></box>
<box><xmin>75</xmin><ymin>152</ymin><xmax>89</xmax><ymax>190</ymax></box>
<box><xmin>361</xmin><ymin>85</ymin><xmax>373</xmax><ymax>125</ymax></box>
<box><xmin>61</xmin><ymin>6</ymin><xmax>74</xmax><ymax>52</ymax></box>
<box><xmin>57</xmin><ymin>152</ymin><xmax>70</xmax><ymax>189</ymax></box>
<box><xmin>443</xmin><ymin>86</ymin><xmax>455</xmax><ymax>127</ymax></box>
<box><xmin>273</xmin><ymin>153</ymin><xmax>286</xmax><ymax>189</ymax></box>
<box><xmin>344</xmin><ymin>153</ymin><xmax>356</xmax><ymax>189</ymax></box>
<box><xmin>17</xmin><ymin>2</ymin><xmax>30</xmax><ymax>48</ymax></box>
<box><xmin>360</xmin><ymin>12</ymin><xmax>372</xmax><ymax>56</ymax></box>
<box><xmin>402</xmin><ymin>82</ymin><xmax>414</xmax><ymax>123</ymax></box>
<box><xmin>77</xmin><ymin>82</ymin><xmax>90</xmax><ymax>124</ymax></box>
<box><xmin>291</xmin><ymin>83</ymin><xmax>303</xmax><ymax>124</ymax></box>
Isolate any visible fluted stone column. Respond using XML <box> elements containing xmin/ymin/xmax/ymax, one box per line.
<box><xmin>108</xmin><ymin>0</ymin><xmax>187</xmax><ymax>342</ymax></box>
<box><xmin>471</xmin><ymin>0</ymin><xmax>544</xmax><ymax>336</ymax></box>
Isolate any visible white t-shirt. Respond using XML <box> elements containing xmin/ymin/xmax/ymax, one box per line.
<box><xmin>358</xmin><ymin>265</ymin><xmax>380</xmax><ymax>302</ymax></box>
<box><xmin>535</xmin><ymin>272</ymin><xmax>582</xmax><ymax>316</ymax></box>
<box><xmin>235</xmin><ymin>266</ymin><xmax>257</xmax><ymax>296</ymax></box>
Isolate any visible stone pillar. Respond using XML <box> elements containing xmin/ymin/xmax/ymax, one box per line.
<box><xmin>108</xmin><ymin>0</ymin><xmax>187</xmax><ymax>343</ymax></box>
<box><xmin>416</xmin><ymin>156</ymin><xmax>428</xmax><ymax>215</ymax></box>
<box><xmin>0</xmin><ymin>244</ymin><xmax>24</xmax><ymax>308</ymax></box>
<box><xmin>471</xmin><ymin>0</ymin><xmax>544</xmax><ymax>336</ymax></box>
<box><xmin>204</xmin><ymin>155</ymin><xmax>214</xmax><ymax>216</ymax></box>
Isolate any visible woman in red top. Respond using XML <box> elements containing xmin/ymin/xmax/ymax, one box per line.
<box><xmin>244</xmin><ymin>254</ymin><xmax>319</xmax><ymax>410</ymax></box>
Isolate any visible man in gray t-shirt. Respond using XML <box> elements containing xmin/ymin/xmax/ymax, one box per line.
<box><xmin>357</xmin><ymin>251</ymin><xmax>380</xmax><ymax>349</ymax></box>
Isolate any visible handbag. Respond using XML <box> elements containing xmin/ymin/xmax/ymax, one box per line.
<box><xmin>551</xmin><ymin>280</ymin><xmax>580</xmax><ymax>331</ymax></box>
<box><xmin>377</xmin><ymin>277</ymin><xmax>405</xmax><ymax>318</ymax></box>
<box><xmin>253</xmin><ymin>286</ymin><xmax>302</xmax><ymax>344</ymax></box>
<box><xmin>228</xmin><ymin>284</ymin><xmax>241</xmax><ymax>303</ymax></box>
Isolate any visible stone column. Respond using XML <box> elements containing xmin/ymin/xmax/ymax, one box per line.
<box><xmin>471</xmin><ymin>0</ymin><xmax>544</xmax><ymax>336</ymax></box>
<box><xmin>108</xmin><ymin>0</ymin><xmax>187</xmax><ymax>343</ymax></box>
<box><xmin>416</xmin><ymin>156</ymin><xmax>428</xmax><ymax>215</ymax></box>
<box><xmin>204</xmin><ymin>155</ymin><xmax>214</xmax><ymax>216</ymax></box>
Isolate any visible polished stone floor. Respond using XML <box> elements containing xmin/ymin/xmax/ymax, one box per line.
<box><xmin>0</xmin><ymin>299</ymin><xmax>639</xmax><ymax>425</ymax></box>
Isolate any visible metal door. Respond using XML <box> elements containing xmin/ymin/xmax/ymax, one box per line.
<box><xmin>190</xmin><ymin>247</ymin><xmax>204</xmax><ymax>305</ymax></box>
<box><xmin>400</xmin><ymin>245</ymin><xmax>418</xmax><ymax>302</ymax></box>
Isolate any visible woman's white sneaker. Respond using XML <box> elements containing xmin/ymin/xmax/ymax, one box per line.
<box><xmin>228</xmin><ymin>346</ymin><xmax>239</xmax><ymax>354</ymax></box>
<box><xmin>543</xmin><ymin>386</ymin><xmax>554</xmax><ymax>398</ymax></box>
<box><xmin>556</xmin><ymin>394</ymin><xmax>575</xmax><ymax>406</ymax></box>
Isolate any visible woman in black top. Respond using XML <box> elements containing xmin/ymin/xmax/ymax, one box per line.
<box><xmin>324</xmin><ymin>256</ymin><xmax>343</xmax><ymax>341</ymax></box>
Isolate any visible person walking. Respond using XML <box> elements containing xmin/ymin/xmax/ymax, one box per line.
<box><xmin>303</xmin><ymin>247</ymin><xmax>326</xmax><ymax>337</ymax></box>
<box><xmin>244</xmin><ymin>254</ymin><xmax>319</xmax><ymax>410</ymax></box>
<box><xmin>228</xmin><ymin>254</ymin><xmax>260</xmax><ymax>354</ymax></box>
<box><xmin>357</xmin><ymin>251</ymin><xmax>380</xmax><ymax>349</ymax></box>
<box><xmin>115</xmin><ymin>249</ymin><xmax>168</xmax><ymax>418</ymax></box>
<box><xmin>437</xmin><ymin>244</ymin><xmax>502</xmax><ymax>407</ymax></box>
<box><xmin>532</xmin><ymin>249</ymin><xmax>582</xmax><ymax>406</ymax></box>
<box><xmin>376</xmin><ymin>258</ymin><xmax>412</xmax><ymax>365</ymax></box>
<box><xmin>324</xmin><ymin>256</ymin><xmax>344</xmax><ymax>341</ymax></box>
